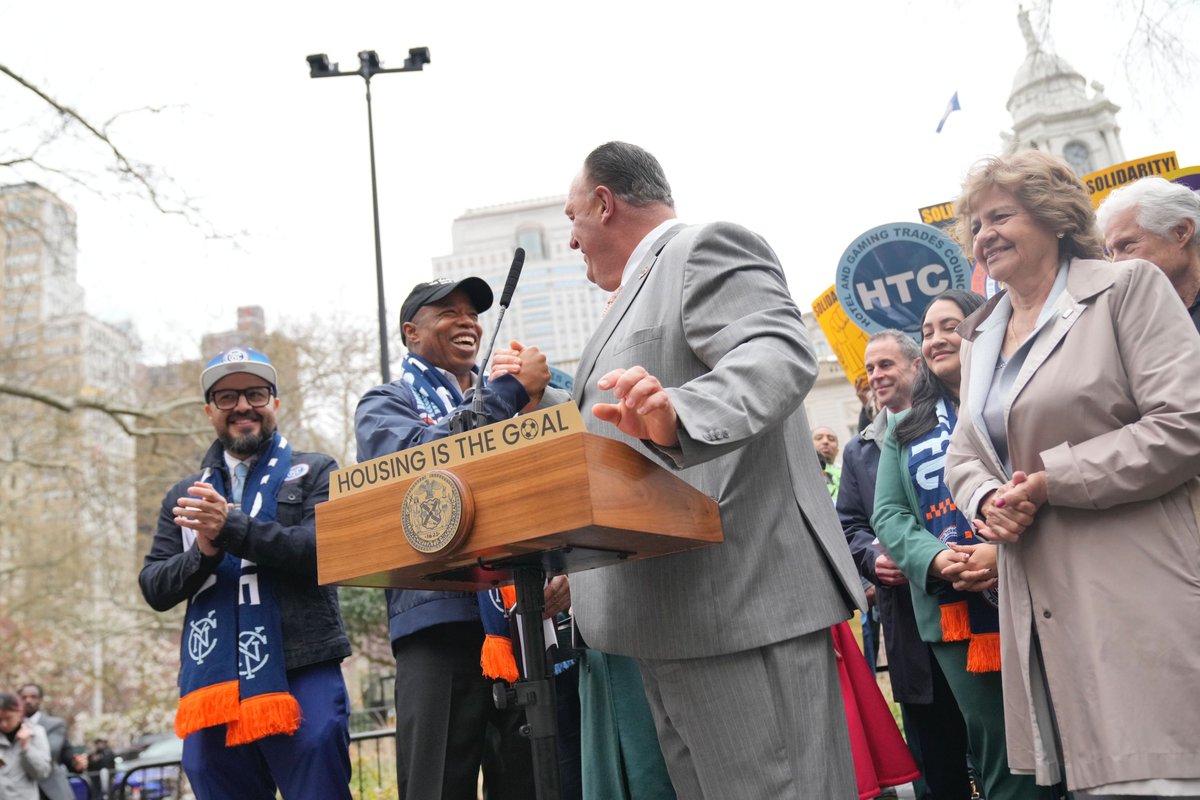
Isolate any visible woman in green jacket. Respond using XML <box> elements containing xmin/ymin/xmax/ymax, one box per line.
<box><xmin>872</xmin><ymin>290</ymin><xmax>1051</xmax><ymax>800</ymax></box>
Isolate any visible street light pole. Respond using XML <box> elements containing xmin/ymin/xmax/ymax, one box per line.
<box><xmin>306</xmin><ymin>47</ymin><xmax>431</xmax><ymax>384</ymax></box>
<box><xmin>363</xmin><ymin>74</ymin><xmax>389</xmax><ymax>384</ymax></box>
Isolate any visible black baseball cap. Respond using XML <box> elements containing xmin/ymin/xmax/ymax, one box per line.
<box><xmin>399</xmin><ymin>277</ymin><xmax>493</xmax><ymax>344</ymax></box>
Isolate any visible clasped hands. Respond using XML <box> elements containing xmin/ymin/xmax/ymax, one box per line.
<box><xmin>932</xmin><ymin>543</ymin><xmax>998</xmax><ymax>592</ymax></box>
<box><xmin>973</xmin><ymin>469</ymin><xmax>1048</xmax><ymax>544</ymax></box>
<box><xmin>488</xmin><ymin>340</ymin><xmax>551</xmax><ymax>412</ymax></box>
<box><xmin>174</xmin><ymin>482</ymin><xmax>230</xmax><ymax>556</ymax></box>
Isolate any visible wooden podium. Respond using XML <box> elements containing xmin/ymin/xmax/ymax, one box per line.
<box><xmin>316</xmin><ymin>403</ymin><xmax>720</xmax><ymax>800</ymax></box>
<box><xmin>315</xmin><ymin>403</ymin><xmax>723</xmax><ymax>591</ymax></box>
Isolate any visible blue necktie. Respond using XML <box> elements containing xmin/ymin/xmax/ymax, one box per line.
<box><xmin>232</xmin><ymin>462</ymin><xmax>248</xmax><ymax>506</ymax></box>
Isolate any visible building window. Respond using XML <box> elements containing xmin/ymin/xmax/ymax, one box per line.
<box><xmin>1062</xmin><ymin>141</ymin><xmax>1094</xmax><ymax>177</ymax></box>
<box><xmin>516</xmin><ymin>226</ymin><xmax>545</xmax><ymax>260</ymax></box>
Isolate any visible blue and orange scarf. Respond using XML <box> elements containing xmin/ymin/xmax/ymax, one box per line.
<box><xmin>400</xmin><ymin>354</ymin><xmax>524</xmax><ymax>680</ymax></box>
<box><xmin>400</xmin><ymin>354</ymin><xmax>567</xmax><ymax>681</ymax></box>
<box><xmin>175</xmin><ymin>433</ymin><xmax>300</xmax><ymax>744</ymax></box>
<box><xmin>908</xmin><ymin>398</ymin><xmax>1001</xmax><ymax>673</ymax></box>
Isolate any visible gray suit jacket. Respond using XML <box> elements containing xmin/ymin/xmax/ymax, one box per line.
<box><xmin>33</xmin><ymin>713</ymin><xmax>75</xmax><ymax>800</ymax></box>
<box><xmin>571</xmin><ymin>221</ymin><xmax>865</xmax><ymax>660</ymax></box>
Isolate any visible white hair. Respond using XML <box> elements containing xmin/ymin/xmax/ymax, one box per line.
<box><xmin>1097</xmin><ymin>176</ymin><xmax>1200</xmax><ymax>248</ymax></box>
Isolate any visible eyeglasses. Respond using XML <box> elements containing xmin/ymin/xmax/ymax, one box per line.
<box><xmin>209</xmin><ymin>386</ymin><xmax>274</xmax><ymax>410</ymax></box>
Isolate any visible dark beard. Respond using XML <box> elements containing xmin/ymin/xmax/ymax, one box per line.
<box><xmin>220</xmin><ymin>417</ymin><xmax>274</xmax><ymax>458</ymax></box>
<box><xmin>221</xmin><ymin>430</ymin><xmax>264</xmax><ymax>458</ymax></box>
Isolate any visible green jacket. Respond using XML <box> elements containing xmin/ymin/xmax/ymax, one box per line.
<box><xmin>870</xmin><ymin>410</ymin><xmax>951</xmax><ymax>643</ymax></box>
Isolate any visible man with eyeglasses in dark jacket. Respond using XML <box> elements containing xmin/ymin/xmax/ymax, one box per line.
<box><xmin>140</xmin><ymin>347</ymin><xmax>352</xmax><ymax>800</ymax></box>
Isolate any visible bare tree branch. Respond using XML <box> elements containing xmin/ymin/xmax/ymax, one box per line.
<box><xmin>101</xmin><ymin>104</ymin><xmax>172</xmax><ymax>133</ymax></box>
<box><xmin>0</xmin><ymin>382</ymin><xmax>207</xmax><ymax>437</ymax></box>
<box><xmin>0</xmin><ymin>62</ymin><xmax>234</xmax><ymax>241</ymax></box>
<box><xmin>0</xmin><ymin>454</ymin><xmax>79</xmax><ymax>471</ymax></box>
<box><xmin>0</xmin><ymin>64</ymin><xmax>182</xmax><ymax>218</ymax></box>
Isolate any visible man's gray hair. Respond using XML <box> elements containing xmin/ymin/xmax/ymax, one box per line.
<box><xmin>584</xmin><ymin>142</ymin><xmax>675</xmax><ymax>208</ymax></box>
<box><xmin>866</xmin><ymin>329</ymin><xmax>921</xmax><ymax>362</ymax></box>
<box><xmin>1097</xmin><ymin>176</ymin><xmax>1200</xmax><ymax>248</ymax></box>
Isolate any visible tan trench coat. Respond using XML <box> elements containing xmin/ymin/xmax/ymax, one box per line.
<box><xmin>946</xmin><ymin>258</ymin><xmax>1200</xmax><ymax>790</ymax></box>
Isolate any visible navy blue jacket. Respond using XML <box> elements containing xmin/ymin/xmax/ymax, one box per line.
<box><xmin>140</xmin><ymin>438</ymin><xmax>351</xmax><ymax>671</ymax></box>
<box><xmin>355</xmin><ymin>372</ymin><xmax>530</xmax><ymax>642</ymax></box>
<box><xmin>836</xmin><ymin>412</ymin><xmax>933</xmax><ymax>704</ymax></box>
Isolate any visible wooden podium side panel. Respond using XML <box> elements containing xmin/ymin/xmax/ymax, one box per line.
<box><xmin>581</xmin><ymin>436</ymin><xmax>722</xmax><ymax>544</ymax></box>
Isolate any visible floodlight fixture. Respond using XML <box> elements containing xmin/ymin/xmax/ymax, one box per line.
<box><xmin>304</xmin><ymin>46</ymin><xmax>432</xmax><ymax>383</ymax></box>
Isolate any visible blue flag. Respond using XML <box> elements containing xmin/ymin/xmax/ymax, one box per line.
<box><xmin>935</xmin><ymin>91</ymin><xmax>961</xmax><ymax>133</ymax></box>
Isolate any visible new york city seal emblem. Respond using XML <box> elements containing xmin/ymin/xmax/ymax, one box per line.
<box><xmin>401</xmin><ymin>470</ymin><xmax>474</xmax><ymax>555</ymax></box>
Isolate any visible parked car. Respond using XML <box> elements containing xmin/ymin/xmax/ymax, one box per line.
<box><xmin>114</xmin><ymin>733</ymin><xmax>169</xmax><ymax>764</ymax></box>
<box><xmin>112</xmin><ymin>736</ymin><xmax>184</xmax><ymax>800</ymax></box>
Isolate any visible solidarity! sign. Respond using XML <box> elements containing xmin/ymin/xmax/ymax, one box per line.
<box><xmin>1082</xmin><ymin>151</ymin><xmax>1178</xmax><ymax>207</ymax></box>
<box><xmin>836</xmin><ymin>223</ymin><xmax>970</xmax><ymax>335</ymax></box>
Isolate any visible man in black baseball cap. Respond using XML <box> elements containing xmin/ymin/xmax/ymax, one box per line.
<box><xmin>398</xmin><ymin>277</ymin><xmax>493</xmax><ymax>345</ymax></box>
<box><xmin>355</xmin><ymin>275</ymin><xmax>569</xmax><ymax>799</ymax></box>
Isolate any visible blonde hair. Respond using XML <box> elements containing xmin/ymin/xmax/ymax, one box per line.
<box><xmin>952</xmin><ymin>150</ymin><xmax>1104</xmax><ymax>261</ymax></box>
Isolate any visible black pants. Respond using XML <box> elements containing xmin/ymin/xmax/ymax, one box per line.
<box><xmin>393</xmin><ymin>621</ymin><xmax>535</xmax><ymax>800</ymax></box>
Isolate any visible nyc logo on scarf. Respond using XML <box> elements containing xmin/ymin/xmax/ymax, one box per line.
<box><xmin>176</xmin><ymin>433</ymin><xmax>302</xmax><ymax>745</ymax></box>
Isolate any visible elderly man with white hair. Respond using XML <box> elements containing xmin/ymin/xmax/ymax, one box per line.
<box><xmin>1097</xmin><ymin>176</ymin><xmax>1200</xmax><ymax>332</ymax></box>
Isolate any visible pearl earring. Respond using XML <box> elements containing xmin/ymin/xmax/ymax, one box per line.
<box><xmin>1056</xmin><ymin>232</ymin><xmax>1065</xmax><ymax>239</ymax></box>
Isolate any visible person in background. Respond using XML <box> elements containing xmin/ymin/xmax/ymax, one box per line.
<box><xmin>874</xmin><ymin>290</ymin><xmax>1049</xmax><ymax>800</ymax></box>
<box><xmin>838</xmin><ymin>329</ymin><xmax>977</xmax><ymax>800</ymax></box>
<box><xmin>1096</xmin><ymin>175</ymin><xmax>1200</xmax><ymax>332</ymax></box>
<box><xmin>84</xmin><ymin>738</ymin><xmax>116</xmax><ymax>798</ymax></box>
<box><xmin>813</xmin><ymin>426</ymin><xmax>842</xmax><ymax>497</ymax></box>
<box><xmin>1</xmin><ymin>691</ymin><xmax>52</xmax><ymax>800</ymax></box>
<box><xmin>855</xmin><ymin>375</ymin><xmax>878</xmax><ymax>433</ymax></box>
<box><xmin>946</xmin><ymin>150</ymin><xmax>1200</xmax><ymax>796</ymax></box>
<box><xmin>17</xmin><ymin>683</ymin><xmax>78</xmax><ymax>800</ymax></box>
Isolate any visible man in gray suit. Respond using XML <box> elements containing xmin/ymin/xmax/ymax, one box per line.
<box><xmin>18</xmin><ymin>684</ymin><xmax>77</xmax><ymax>800</ymax></box>
<box><xmin>562</xmin><ymin>142</ymin><xmax>864</xmax><ymax>799</ymax></box>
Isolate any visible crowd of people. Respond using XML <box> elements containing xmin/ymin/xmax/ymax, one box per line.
<box><xmin>0</xmin><ymin>684</ymin><xmax>114</xmax><ymax>800</ymax></box>
<box><xmin>8</xmin><ymin>141</ymin><xmax>1187</xmax><ymax>800</ymax></box>
<box><xmin>826</xmin><ymin>152</ymin><xmax>1200</xmax><ymax>800</ymax></box>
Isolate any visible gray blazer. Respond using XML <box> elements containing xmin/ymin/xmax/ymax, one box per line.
<box><xmin>570</xmin><ymin>221</ymin><xmax>865</xmax><ymax>660</ymax></box>
<box><xmin>34</xmin><ymin>713</ymin><xmax>75</xmax><ymax>800</ymax></box>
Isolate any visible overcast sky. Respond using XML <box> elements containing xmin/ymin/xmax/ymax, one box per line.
<box><xmin>3</xmin><ymin>0</ymin><xmax>1196</xmax><ymax>362</ymax></box>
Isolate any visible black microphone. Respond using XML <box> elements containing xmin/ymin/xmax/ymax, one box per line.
<box><xmin>499</xmin><ymin>247</ymin><xmax>525</xmax><ymax>307</ymax></box>
<box><xmin>448</xmin><ymin>248</ymin><xmax>525</xmax><ymax>434</ymax></box>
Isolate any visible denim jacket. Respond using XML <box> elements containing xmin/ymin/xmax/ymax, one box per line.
<box><xmin>140</xmin><ymin>438</ymin><xmax>351</xmax><ymax>671</ymax></box>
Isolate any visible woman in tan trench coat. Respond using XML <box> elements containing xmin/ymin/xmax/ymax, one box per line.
<box><xmin>944</xmin><ymin>150</ymin><xmax>1200</xmax><ymax>797</ymax></box>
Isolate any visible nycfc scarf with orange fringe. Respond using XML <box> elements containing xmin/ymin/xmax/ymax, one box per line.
<box><xmin>401</xmin><ymin>354</ymin><xmax>521</xmax><ymax>680</ymax></box>
<box><xmin>400</xmin><ymin>354</ymin><xmax>559</xmax><ymax>682</ymax></box>
<box><xmin>175</xmin><ymin>433</ymin><xmax>301</xmax><ymax>745</ymax></box>
<box><xmin>909</xmin><ymin>399</ymin><xmax>1001</xmax><ymax>673</ymax></box>
<box><xmin>480</xmin><ymin>586</ymin><xmax>521</xmax><ymax>682</ymax></box>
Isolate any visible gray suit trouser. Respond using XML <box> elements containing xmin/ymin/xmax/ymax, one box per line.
<box><xmin>636</xmin><ymin>628</ymin><xmax>856</xmax><ymax>800</ymax></box>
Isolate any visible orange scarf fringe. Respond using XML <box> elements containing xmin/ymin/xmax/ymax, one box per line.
<box><xmin>480</xmin><ymin>585</ymin><xmax>521</xmax><ymax>683</ymax></box>
<box><xmin>939</xmin><ymin>601</ymin><xmax>1001</xmax><ymax>672</ymax></box>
